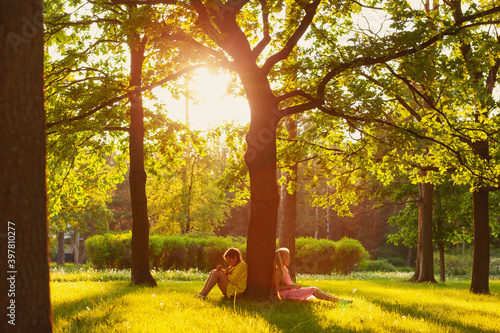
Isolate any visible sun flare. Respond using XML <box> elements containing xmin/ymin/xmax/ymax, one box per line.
<box><xmin>155</xmin><ymin>68</ymin><xmax>250</xmax><ymax>131</ymax></box>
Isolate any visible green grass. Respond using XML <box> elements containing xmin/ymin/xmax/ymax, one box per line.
<box><xmin>50</xmin><ymin>268</ymin><xmax>500</xmax><ymax>332</ymax></box>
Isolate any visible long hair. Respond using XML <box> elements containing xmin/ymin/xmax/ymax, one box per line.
<box><xmin>273</xmin><ymin>248</ymin><xmax>289</xmax><ymax>288</ymax></box>
<box><xmin>224</xmin><ymin>248</ymin><xmax>242</xmax><ymax>265</ymax></box>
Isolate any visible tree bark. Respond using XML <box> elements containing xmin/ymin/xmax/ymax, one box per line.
<box><xmin>469</xmin><ymin>138</ymin><xmax>490</xmax><ymax>294</ymax></box>
<box><xmin>470</xmin><ymin>188</ymin><xmax>490</xmax><ymax>294</ymax></box>
<box><xmin>128</xmin><ymin>30</ymin><xmax>156</xmax><ymax>286</ymax></box>
<box><xmin>278</xmin><ymin>116</ymin><xmax>298</xmax><ymax>282</ymax></box>
<box><xmin>415</xmin><ymin>179</ymin><xmax>436</xmax><ymax>283</ymax></box>
<box><xmin>0</xmin><ymin>1</ymin><xmax>53</xmax><ymax>330</ymax></box>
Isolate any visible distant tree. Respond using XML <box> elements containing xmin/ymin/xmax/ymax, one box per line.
<box><xmin>147</xmin><ymin>126</ymin><xmax>230</xmax><ymax>235</ymax></box>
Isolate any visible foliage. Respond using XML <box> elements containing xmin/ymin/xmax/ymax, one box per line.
<box><xmin>147</xmin><ymin>126</ymin><xmax>232</xmax><ymax>235</ymax></box>
<box><xmin>48</xmin><ymin>151</ymin><xmax>121</xmax><ymax>239</ymax></box>
<box><xmin>359</xmin><ymin>260</ymin><xmax>397</xmax><ymax>272</ymax></box>
<box><xmin>86</xmin><ymin>233</ymin><xmax>247</xmax><ymax>270</ymax></box>
<box><xmin>293</xmin><ymin>237</ymin><xmax>369</xmax><ymax>275</ymax></box>
<box><xmin>85</xmin><ymin>232</ymin><xmax>132</xmax><ymax>269</ymax></box>
<box><xmin>434</xmin><ymin>253</ymin><xmax>500</xmax><ymax>277</ymax></box>
<box><xmin>86</xmin><ymin>233</ymin><xmax>367</xmax><ymax>274</ymax></box>
<box><xmin>334</xmin><ymin>237</ymin><xmax>371</xmax><ymax>274</ymax></box>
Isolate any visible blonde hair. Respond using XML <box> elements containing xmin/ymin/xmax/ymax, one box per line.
<box><xmin>273</xmin><ymin>248</ymin><xmax>290</xmax><ymax>288</ymax></box>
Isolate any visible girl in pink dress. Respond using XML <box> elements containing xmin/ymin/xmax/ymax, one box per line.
<box><xmin>273</xmin><ymin>248</ymin><xmax>353</xmax><ymax>303</ymax></box>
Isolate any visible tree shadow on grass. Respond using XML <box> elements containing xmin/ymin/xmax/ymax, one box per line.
<box><xmin>52</xmin><ymin>282</ymin><xmax>141</xmax><ymax>332</ymax></box>
<box><xmin>370</xmin><ymin>298</ymin><xmax>498</xmax><ymax>333</ymax></box>
<box><xmin>211</xmin><ymin>297</ymin><xmax>363</xmax><ymax>333</ymax></box>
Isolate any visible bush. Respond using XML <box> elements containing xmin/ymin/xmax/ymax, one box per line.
<box><xmin>294</xmin><ymin>237</ymin><xmax>368</xmax><ymax>275</ymax></box>
<box><xmin>334</xmin><ymin>237</ymin><xmax>370</xmax><ymax>274</ymax></box>
<box><xmin>359</xmin><ymin>259</ymin><xmax>397</xmax><ymax>272</ymax></box>
<box><xmin>86</xmin><ymin>233</ymin><xmax>246</xmax><ymax>271</ymax></box>
<box><xmin>434</xmin><ymin>253</ymin><xmax>472</xmax><ymax>276</ymax></box>
<box><xmin>433</xmin><ymin>252</ymin><xmax>500</xmax><ymax>276</ymax></box>
<box><xmin>86</xmin><ymin>231</ymin><xmax>131</xmax><ymax>269</ymax></box>
<box><xmin>86</xmin><ymin>233</ymin><xmax>367</xmax><ymax>274</ymax></box>
<box><xmin>294</xmin><ymin>238</ymin><xmax>336</xmax><ymax>274</ymax></box>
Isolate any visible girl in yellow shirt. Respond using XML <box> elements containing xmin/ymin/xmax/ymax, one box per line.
<box><xmin>196</xmin><ymin>248</ymin><xmax>247</xmax><ymax>299</ymax></box>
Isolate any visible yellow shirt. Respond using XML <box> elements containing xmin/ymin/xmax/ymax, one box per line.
<box><xmin>223</xmin><ymin>261</ymin><xmax>248</xmax><ymax>297</ymax></box>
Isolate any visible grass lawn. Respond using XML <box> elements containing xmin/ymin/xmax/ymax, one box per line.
<box><xmin>50</xmin><ymin>269</ymin><xmax>500</xmax><ymax>332</ymax></box>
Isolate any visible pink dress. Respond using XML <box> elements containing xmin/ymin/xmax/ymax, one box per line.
<box><xmin>277</xmin><ymin>267</ymin><xmax>318</xmax><ymax>301</ymax></box>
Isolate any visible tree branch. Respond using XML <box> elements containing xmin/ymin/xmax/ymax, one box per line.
<box><xmin>261</xmin><ymin>0</ymin><xmax>321</xmax><ymax>75</ymax></box>
<box><xmin>103</xmin><ymin>126</ymin><xmax>130</xmax><ymax>132</ymax></box>
<box><xmin>317</xmin><ymin>10</ymin><xmax>500</xmax><ymax>99</ymax></box>
<box><xmin>46</xmin><ymin>64</ymin><xmax>207</xmax><ymax>129</ymax></box>
<box><xmin>250</xmin><ymin>0</ymin><xmax>271</xmax><ymax>60</ymax></box>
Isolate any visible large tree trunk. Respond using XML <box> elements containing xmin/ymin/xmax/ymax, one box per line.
<box><xmin>278</xmin><ymin>116</ymin><xmax>298</xmax><ymax>282</ymax></box>
<box><xmin>470</xmin><ymin>189</ymin><xmax>490</xmax><ymax>293</ymax></box>
<box><xmin>469</xmin><ymin>139</ymin><xmax>490</xmax><ymax>294</ymax></box>
<box><xmin>0</xmin><ymin>1</ymin><xmax>53</xmax><ymax>331</ymax></box>
<box><xmin>415</xmin><ymin>179</ymin><xmax>436</xmax><ymax>283</ymax></box>
<box><xmin>129</xmin><ymin>31</ymin><xmax>156</xmax><ymax>287</ymax></box>
<box><xmin>243</xmin><ymin>71</ymin><xmax>281</xmax><ymax>298</ymax></box>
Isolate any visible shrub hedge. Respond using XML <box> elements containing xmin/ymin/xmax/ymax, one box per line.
<box><xmin>86</xmin><ymin>233</ymin><xmax>368</xmax><ymax>274</ymax></box>
<box><xmin>359</xmin><ymin>259</ymin><xmax>397</xmax><ymax>272</ymax></box>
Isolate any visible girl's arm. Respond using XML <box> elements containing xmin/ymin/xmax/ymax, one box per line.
<box><xmin>274</xmin><ymin>273</ymin><xmax>299</xmax><ymax>291</ymax></box>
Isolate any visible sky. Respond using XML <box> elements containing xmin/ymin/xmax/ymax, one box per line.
<box><xmin>153</xmin><ymin>69</ymin><xmax>250</xmax><ymax>131</ymax></box>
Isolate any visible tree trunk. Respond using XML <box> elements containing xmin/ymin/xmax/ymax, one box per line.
<box><xmin>415</xmin><ymin>180</ymin><xmax>436</xmax><ymax>283</ymax></box>
<box><xmin>278</xmin><ymin>116</ymin><xmax>298</xmax><ymax>282</ymax></box>
<box><xmin>469</xmin><ymin>138</ymin><xmax>490</xmax><ymax>294</ymax></box>
<box><xmin>470</xmin><ymin>189</ymin><xmax>490</xmax><ymax>294</ymax></box>
<box><xmin>57</xmin><ymin>231</ymin><xmax>65</xmax><ymax>265</ymax></box>
<box><xmin>128</xmin><ymin>31</ymin><xmax>156</xmax><ymax>287</ymax></box>
<box><xmin>0</xmin><ymin>1</ymin><xmax>53</xmax><ymax>331</ymax></box>
<box><xmin>243</xmin><ymin>71</ymin><xmax>281</xmax><ymax>298</ymax></box>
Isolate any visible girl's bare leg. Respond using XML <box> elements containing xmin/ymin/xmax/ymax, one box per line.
<box><xmin>314</xmin><ymin>289</ymin><xmax>353</xmax><ymax>303</ymax></box>
<box><xmin>198</xmin><ymin>270</ymin><xmax>228</xmax><ymax>296</ymax></box>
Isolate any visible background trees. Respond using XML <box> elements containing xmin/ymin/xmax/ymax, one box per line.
<box><xmin>147</xmin><ymin>126</ymin><xmax>231</xmax><ymax>235</ymax></box>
